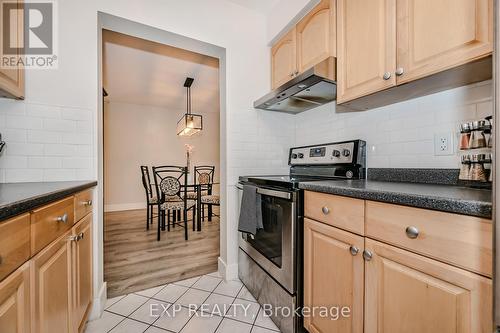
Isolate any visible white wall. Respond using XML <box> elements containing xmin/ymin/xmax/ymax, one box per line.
<box><xmin>0</xmin><ymin>0</ymin><xmax>296</xmax><ymax>320</ymax></box>
<box><xmin>103</xmin><ymin>102</ymin><xmax>220</xmax><ymax>211</ymax></box>
<box><xmin>295</xmin><ymin>81</ymin><xmax>493</xmax><ymax>168</ymax></box>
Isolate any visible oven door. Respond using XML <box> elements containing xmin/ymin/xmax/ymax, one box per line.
<box><xmin>237</xmin><ymin>184</ymin><xmax>297</xmax><ymax>294</ymax></box>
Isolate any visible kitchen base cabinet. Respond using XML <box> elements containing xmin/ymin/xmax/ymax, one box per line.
<box><xmin>71</xmin><ymin>215</ymin><xmax>93</xmax><ymax>332</ymax></box>
<box><xmin>364</xmin><ymin>239</ymin><xmax>492</xmax><ymax>333</ymax></box>
<box><xmin>304</xmin><ymin>218</ymin><xmax>364</xmax><ymax>333</ymax></box>
<box><xmin>32</xmin><ymin>231</ymin><xmax>72</xmax><ymax>333</ymax></box>
<box><xmin>0</xmin><ymin>262</ymin><xmax>30</xmax><ymax>333</ymax></box>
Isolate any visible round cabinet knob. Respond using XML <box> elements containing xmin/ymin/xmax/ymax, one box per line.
<box><xmin>57</xmin><ymin>213</ymin><xmax>68</xmax><ymax>224</ymax></box>
<box><xmin>291</xmin><ymin>153</ymin><xmax>298</xmax><ymax>159</ymax></box>
<box><xmin>349</xmin><ymin>246</ymin><xmax>359</xmax><ymax>256</ymax></box>
<box><xmin>383</xmin><ymin>72</ymin><xmax>392</xmax><ymax>80</ymax></box>
<box><xmin>298</xmin><ymin>153</ymin><xmax>304</xmax><ymax>159</ymax></box>
<box><xmin>332</xmin><ymin>150</ymin><xmax>340</xmax><ymax>157</ymax></box>
<box><xmin>342</xmin><ymin>149</ymin><xmax>351</xmax><ymax>157</ymax></box>
<box><xmin>395</xmin><ymin>67</ymin><xmax>405</xmax><ymax>76</ymax></box>
<box><xmin>363</xmin><ymin>250</ymin><xmax>373</xmax><ymax>261</ymax></box>
<box><xmin>405</xmin><ymin>226</ymin><xmax>419</xmax><ymax>239</ymax></box>
<box><xmin>321</xmin><ymin>206</ymin><xmax>330</xmax><ymax>215</ymax></box>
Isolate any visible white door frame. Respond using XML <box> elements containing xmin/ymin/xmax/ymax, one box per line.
<box><xmin>92</xmin><ymin>12</ymin><xmax>227</xmax><ymax>319</ymax></box>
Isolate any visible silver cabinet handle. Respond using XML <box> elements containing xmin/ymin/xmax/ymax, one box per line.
<box><xmin>405</xmin><ymin>226</ymin><xmax>419</xmax><ymax>239</ymax></box>
<box><xmin>363</xmin><ymin>250</ymin><xmax>373</xmax><ymax>261</ymax></box>
<box><xmin>395</xmin><ymin>67</ymin><xmax>404</xmax><ymax>76</ymax></box>
<box><xmin>321</xmin><ymin>206</ymin><xmax>330</xmax><ymax>215</ymax></box>
<box><xmin>68</xmin><ymin>235</ymin><xmax>79</xmax><ymax>242</ymax></box>
<box><xmin>290</xmin><ymin>73</ymin><xmax>295</xmax><ymax>77</ymax></box>
<box><xmin>349</xmin><ymin>246</ymin><xmax>359</xmax><ymax>256</ymax></box>
<box><xmin>84</xmin><ymin>200</ymin><xmax>92</xmax><ymax>206</ymax></box>
<box><xmin>56</xmin><ymin>213</ymin><xmax>68</xmax><ymax>223</ymax></box>
<box><xmin>294</xmin><ymin>70</ymin><xmax>299</xmax><ymax>75</ymax></box>
<box><xmin>78</xmin><ymin>232</ymin><xmax>84</xmax><ymax>241</ymax></box>
<box><xmin>383</xmin><ymin>72</ymin><xmax>392</xmax><ymax>80</ymax></box>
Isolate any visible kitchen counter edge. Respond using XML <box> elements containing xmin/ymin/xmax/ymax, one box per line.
<box><xmin>0</xmin><ymin>181</ymin><xmax>98</xmax><ymax>222</ymax></box>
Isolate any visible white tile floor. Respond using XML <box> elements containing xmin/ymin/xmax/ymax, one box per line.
<box><xmin>85</xmin><ymin>272</ymin><xmax>281</xmax><ymax>333</ymax></box>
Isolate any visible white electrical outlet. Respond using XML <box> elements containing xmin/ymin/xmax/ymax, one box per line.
<box><xmin>434</xmin><ymin>132</ymin><xmax>454</xmax><ymax>156</ymax></box>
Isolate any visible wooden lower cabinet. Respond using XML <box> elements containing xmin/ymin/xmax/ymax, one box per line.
<box><xmin>32</xmin><ymin>230</ymin><xmax>72</xmax><ymax>333</ymax></box>
<box><xmin>0</xmin><ymin>262</ymin><xmax>30</xmax><ymax>333</ymax></box>
<box><xmin>303</xmin><ymin>218</ymin><xmax>364</xmax><ymax>333</ymax></box>
<box><xmin>71</xmin><ymin>215</ymin><xmax>93</xmax><ymax>332</ymax></box>
<box><xmin>364</xmin><ymin>238</ymin><xmax>492</xmax><ymax>333</ymax></box>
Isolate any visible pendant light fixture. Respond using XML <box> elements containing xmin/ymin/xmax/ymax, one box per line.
<box><xmin>177</xmin><ymin>77</ymin><xmax>203</xmax><ymax>136</ymax></box>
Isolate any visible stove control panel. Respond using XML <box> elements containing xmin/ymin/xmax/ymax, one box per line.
<box><xmin>289</xmin><ymin>140</ymin><xmax>365</xmax><ymax>166</ymax></box>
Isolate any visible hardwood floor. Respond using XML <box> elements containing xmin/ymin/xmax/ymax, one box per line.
<box><xmin>104</xmin><ymin>208</ymin><xmax>220</xmax><ymax>298</ymax></box>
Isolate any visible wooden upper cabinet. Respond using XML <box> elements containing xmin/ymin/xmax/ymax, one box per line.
<box><xmin>0</xmin><ymin>0</ymin><xmax>24</xmax><ymax>99</ymax></box>
<box><xmin>296</xmin><ymin>0</ymin><xmax>336</xmax><ymax>74</ymax></box>
<box><xmin>72</xmin><ymin>215</ymin><xmax>93</xmax><ymax>333</ymax></box>
<box><xmin>304</xmin><ymin>218</ymin><xmax>364</xmax><ymax>333</ymax></box>
<box><xmin>337</xmin><ymin>0</ymin><xmax>396</xmax><ymax>104</ymax></box>
<box><xmin>364</xmin><ymin>239</ymin><xmax>492</xmax><ymax>333</ymax></box>
<box><xmin>396</xmin><ymin>0</ymin><xmax>493</xmax><ymax>84</ymax></box>
<box><xmin>32</xmin><ymin>231</ymin><xmax>72</xmax><ymax>333</ymax></box>
<box><xmin>0</xmin><ymin>263</ymin><xmax>30</xmax><ymax>333</ymax></box>
<box><xmin>271</xmin><ymin>28</ymin><xmax>297</xmax><ymax>90</ymax></box>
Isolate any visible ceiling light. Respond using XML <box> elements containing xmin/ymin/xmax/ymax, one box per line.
<box><xmin>177</xmin><ymin>77</ymin><xmax>203</xmax><ymax>136</ymax></box>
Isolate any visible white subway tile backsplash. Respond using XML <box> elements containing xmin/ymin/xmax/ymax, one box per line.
<box><xmin>2</xmin><ymin>129</ymin><xmax>27</xmax><ymax>142</ymax></box>
<box><xmin>61</xmin><ymin>107</ymin><xmax>92</xmax><ymax>121</ymax></box>
<box><xmin>61</xmin><ymin>132</ymin><xmax>92</xmax><ymax>145</ymax></box>
<box><xmin>27</xmin><ymin>130</ymin><xmax>62</xmax><ymax>143</ymax></box>
<box><xmin>43</xmin><ymin>118</ymin><xmax>77</xmax><ymax>132</ymax></box>
<box><xmin>5</xmin><ymin>143</ymin><xmax>44</xmax><ymax>156</ymax></box>
<box><xmin>295</xmin><ymin>82</ymin><xmax>493</xmax><ymax>169</ymax></box>
<box><xmin>62</xmin><ymin>157</ymin><xmax>92</xmax><ymax>169</ymax></box>
<box><xmin>6</xmin><ymin>116</ymin><xmax>43</xmax><ymax>129</ymax></box>
<box><xmin>0</xmin><ymin>156</ymin><xmax>27</xmax><ymax>169</ymax></box>
<box><xmin>43</xmin><ymin>169</ymin><xmax>77</xmax><ymax>181</ymax></box>
<box><xmin>44</xmin><ymin>144</ymin><xmax>78</xmax><ymax>156</ymax></box>
<box><xmin>28</xmin><ymin>156</ymin><xmax>63</xmax><ymax>169</ymax></box>
<box><xmin>26</xmin><ymin>104</ymin><xmax>61</xmax><ymax>119</ymax></box>
<box><xmin>5</xmin><ymin>169</ymin><xmax>43</xmax><ymax>182</ymax></box>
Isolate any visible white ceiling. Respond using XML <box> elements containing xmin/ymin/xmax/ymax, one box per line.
<box><xmin>102</xmin><ymin>30</ymin><xmax>220</xmax><ymax>114</ymax></box>
<box><xmin>224</xmin><ymin>0</ymin><xmax>280</xmax><ymax>14</ymax></box>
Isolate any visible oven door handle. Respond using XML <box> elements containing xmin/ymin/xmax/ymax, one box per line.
<box><xmin>256</xmin><ymin>188</ymin><xmax>292</xmax><ymax>200</ymax></box>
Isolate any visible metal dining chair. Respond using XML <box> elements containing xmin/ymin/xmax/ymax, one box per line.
<box><xmin>152</xmin><ymin>166</ymin><xmax>197</xmax><ymax>241</ymax></box>
<box><xmin>194</xmin><ymin>166</ymin><xmax>220</xmax><ymax>222</ymax></box>
<box><xmin>140</xmin><ymin>166</ymin><xmax>158</xmax><ymax>230</ymax></box>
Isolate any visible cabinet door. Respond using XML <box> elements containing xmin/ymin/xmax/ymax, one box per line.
<box><xmin>396</xmin><ymin>0</ymin><xmax>493</xmax><ymax>84</ymax></box>
<box><xmin>304</xmin><ymin>218</ymin><xmax>364</xmax><ymax>333</ymax></box>
<box><xmin>0</xmin><ymin>262</ymin><xmax>30</xmax><ymax>333</ymax></box>
<box><xmin>337</xmin><ymin>0</ymin><xmax>396</xmax><ymax>104</ymax></box>
<box><xmin>0</xmin><ymin>0</ymin><xmax>24</xmax><ymax>99</ymax></box>
<box><xmin>32</xmin><ymin>232</ymin><xmax>72</xmax><ymax>333</ymax></box>
<box><xmin>365</xmin><ymin>238</ymin><xmax>492</xmax><ymax>333</ymax></box>
<box><xmin>72</xmin><ymin>215</ymin><xmax>92</xmax><ymax>332</ymax></box>
<box><xmin>271</xmin><ymin>28</ymin><xmax>297</xmax><ymax>89</ymax></box>
<box><xmin>296</xmin><ymin>0</ymin><xmax>335</xmax><ymax>73</ymax></box>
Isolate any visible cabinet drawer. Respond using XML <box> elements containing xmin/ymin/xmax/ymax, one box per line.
<box><xmin>31</xmin><ymin>197</ymin><xmax>75</xmax><ymax>255</ymax></box>
<box><xmin>304</xmin><ymin>191</ymin><xmax>365</xmax><ymax>235</ymax></box>
<box><xmin>74</xmin><ymin>189</ymin><xmax>94</xmax><ymax>221</ymax></box>
<box><xmin>0</xmin><ymin>214</ymin><xmax>30</xmax><ymax>281</ymax></box>
<box><xmin>365</xmin><ymin>201</ymin><xmax>492</xmax><ymax>277</ymax></box>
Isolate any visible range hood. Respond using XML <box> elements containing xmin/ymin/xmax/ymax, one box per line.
<box><xmin>254</xmin><ymin>57</ymin><xmax>337</xmax><ymax>114</ymax></box>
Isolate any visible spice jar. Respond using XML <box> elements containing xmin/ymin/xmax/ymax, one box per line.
<box><xmin>459</xmin><ymin>123</ymin><xmax>471</xmax><ymax>150</ymax></box>
<box><xmin>469</xmin><ymin>121</ymin><xmax>487</xmax><ymax>149</ymax></box>
<box><xmin>470</xmin><ymin>154</ymin><xmax>487</xmax><ymax>182</ymax></box>
<box><xmin>459</xmin><ymin>155</ymin><xmax>471</xmax><ymax>180</ymax></box>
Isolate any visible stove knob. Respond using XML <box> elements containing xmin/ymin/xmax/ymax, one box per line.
<box><xmin>332</xmin><ymin>150</ymin><xmax>340</xmax><ymax>157</ymax></box>
<box><xmin>291</xmin><ymin>153</ymin><xmax>298</xmax><ymax>159</ymax></box>
<box><xmin>298</xmin><ymin>153</ymin><xmax>304</xmax><ymax>159</ymax></box>
<box><xmin>342</xmin><ymin>149</ymin><xmax>351</xmax><ymax>157</ymax></box>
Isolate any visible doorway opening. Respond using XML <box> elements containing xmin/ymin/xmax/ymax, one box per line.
<box><xmin>101</xmin><ymin>29</ymin><xmax>221</xmax><ymax>298</ymax></box>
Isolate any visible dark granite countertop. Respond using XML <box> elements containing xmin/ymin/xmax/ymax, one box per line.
<box><xmin>299</xmin><ymin>180</ymin><xmax>492</xmax><ymax>218</ymax></box>
<box><xmin>0</xmin><ymin>181</ymin><xmax>97</xmax><ymax>222</ymax></box>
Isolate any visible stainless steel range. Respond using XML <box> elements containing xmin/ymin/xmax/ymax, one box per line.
<box><xmin>237</xmin><ymin>139</ymin><xmax>366</xmax><ymax>333</ymax></box>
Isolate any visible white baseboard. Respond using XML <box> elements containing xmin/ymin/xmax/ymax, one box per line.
<box><xmin>88</xmin><ymin>282</ymin><xmax>107</xmax><ymax>321</ymax></box>
<box><xmin>104</xmin><ymin>202</ymin><xmax>146</xmax><ymax>212</ymax></box>
<box><xmin>218</xmin><ymin>257</ymin><xmax>238</xmax><ymax>281</ymax></box>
